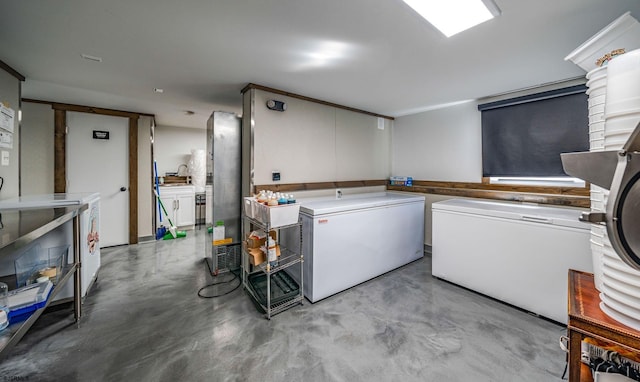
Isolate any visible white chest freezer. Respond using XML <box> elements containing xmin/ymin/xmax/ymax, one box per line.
<box><xmin>289</xmin><ymin>192</ymin><xmax>425</xmax><ymax>303</ymax></box>
<box><xmin>432</xmin><ymin>198</ymin><xmax>592</xmax><ymax>324</ymax></box>
<box><xmin>0</xmin><ymin>193</ymin><xmax>101</xmax><ymax>298</ymax></box>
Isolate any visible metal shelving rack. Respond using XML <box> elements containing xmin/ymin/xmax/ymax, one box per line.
<box><xmin>241</xmin><ymin>215</ymin><xmax>304</xmax><ymax>319</ymax></box>
<box><xmin>0</xmin><ymin>205</ymin><xmax>85</xmax><ymax>358</ymax></box>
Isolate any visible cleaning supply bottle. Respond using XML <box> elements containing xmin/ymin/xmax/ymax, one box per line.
<box><xmin>287</xmin><ymin>194</ymin><xmax>296</xmax><ymax>204</ymax></box>
<box><xmin>267</xmin><ymin>237</ymin><xmax>278</xmax><ymax>267</ymax></box>
<box><xmin>213</xmin><ymin>220</ymin><xmax>225</xmax><ymax>244</ymax></box>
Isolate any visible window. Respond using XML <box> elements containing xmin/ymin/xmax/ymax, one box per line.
<box><xmin>478</xmin><ymin>85</ymin><xmax>589</xmax><ymax>180</ymax></box>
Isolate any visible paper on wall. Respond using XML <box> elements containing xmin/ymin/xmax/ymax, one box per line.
<box><xmin>0</xmin><ymin>103</ymin><xmax>15</xmax><ymax>133</ymax></box>
<box><xmin>0</xmin><ymin>130</ymin><xmax>13</xmax><ymax>149</ymax></box>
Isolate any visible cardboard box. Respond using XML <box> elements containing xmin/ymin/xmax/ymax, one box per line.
<box><xmin>245</xmin><ymin>230</ymin><xmax>277</xmax><ymax>249</ymax></box>
<box><xmin>247</xmin><ymin>245</ymin><xmax>281</xmax><ymax>266</ymax></box>
<box><xmin>244</xmin><ymin>230</ymin><xmax>279</xmax><ymax>266</ymax></box>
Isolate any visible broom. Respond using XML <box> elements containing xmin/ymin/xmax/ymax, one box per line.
<box><xmin>154</xmin><ymin>160</ymin><xmax>167</xmax><ymax>240</ymax></box>
<box><xmin>154</xmin><ymin>189</ymin><xmax>187</xmax><ymax>239</ymax></box>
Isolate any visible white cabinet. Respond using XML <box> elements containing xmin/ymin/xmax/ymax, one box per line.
<box><xmin>158</xmin><ymin>186</ymin><xmax>195</xmax><ymax>228</ymax></box>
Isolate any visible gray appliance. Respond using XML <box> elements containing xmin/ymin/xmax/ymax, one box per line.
<box><xmin>205</xmin><ymin>111</ymin><xmax>242</xmax><ymax>275</ymax></box>
<box><xmin>562</xmin><ymin>121</ymin><xmax>640</xmax><ymax>270</ymax></box>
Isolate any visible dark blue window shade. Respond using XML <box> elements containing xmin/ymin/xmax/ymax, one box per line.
<box><xmin>479</xmin><ymin>85</ymin><xmax>589</xmax><ymax>177</ymax></box>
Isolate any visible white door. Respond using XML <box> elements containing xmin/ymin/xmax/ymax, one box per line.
<box><xmin>67</xmin><ymin>112</ymin><xmax>129</xmax><ymax>247</ymax></box>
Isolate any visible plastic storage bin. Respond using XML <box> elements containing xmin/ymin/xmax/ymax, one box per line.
<box><xmin>14</xmin><ymin>244</ymin><xmax>69</xmax><ymax>287</ymax></box>
<box><xmin>7</xmin><ymin>281</ymin><xmax>53</xmax><ymax>324</ymax></box>
<box><xmin>248</xmin><ymin>271</ymin><xmax>300</xmax><ymax>308</ymax></box>
<box><xmin>243</xmin><ymin>198</ymin><xmax>300</xmax><ymax>228</ymax></box>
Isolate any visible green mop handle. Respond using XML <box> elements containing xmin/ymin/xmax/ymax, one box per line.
<box><xmin>154</xmin><ymin>190</ymin><xmax>176</xmax><ymax>228</ymax></box>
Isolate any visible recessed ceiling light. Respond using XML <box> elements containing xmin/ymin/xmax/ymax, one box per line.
<box><xmin>154</xmin><ymin>88</ymin><xmax>164</xmax><ymax>93</ymax></box>
<box><xmin>402</xmin><ymin>0</ymin><xmax>501</xmax><ymax>37</ymax></box>
<box><xmin>81</xmin><ymin>53</ymin><xmax>103</xmax><ymax>62</ymax></box>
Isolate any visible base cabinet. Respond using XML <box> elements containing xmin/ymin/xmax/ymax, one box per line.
<box><xmin>158</xmin><ymin>186</ymin><xmax>195</xmax><ymax>228</ymax></box>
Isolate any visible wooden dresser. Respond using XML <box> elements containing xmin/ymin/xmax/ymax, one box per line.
<box><xmin>568</xmin><ymin>269</ymin><xmax>640</xmax><ymax>381</ymax></box>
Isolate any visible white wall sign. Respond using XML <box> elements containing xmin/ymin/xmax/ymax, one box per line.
<box><xmin>0</xmin><ymin>104</ymin><xmax>15</xmax><ymax>133</ymax></box>
<box><xmin>0</xmin><ymin>130</ymin><xmax>13</xmax><ymax>149</ymax></box>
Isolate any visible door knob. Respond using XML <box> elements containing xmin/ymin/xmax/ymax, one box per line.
<box><xmin>120</xmin><ymin>187</ymin><xmax>127</xmax><ymax>192</ymax></box>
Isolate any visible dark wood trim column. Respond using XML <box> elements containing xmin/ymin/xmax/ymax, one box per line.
<box><xmin>54</xmin><ymin>109</ymin><xmax>66</xmax><ymax>193</ymax></box>
<box><xmin>129</xmin><ymin>116</ymin><xmax>139</xmax><ymax>245</ymax></box>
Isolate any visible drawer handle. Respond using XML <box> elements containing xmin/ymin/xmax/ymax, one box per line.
<box><xmin>521</xmin><ymin>215</ymin><xmax>552</xmax><ymax>224</ymax></box>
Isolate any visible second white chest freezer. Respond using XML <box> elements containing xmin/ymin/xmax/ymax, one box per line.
<box><xmin>287</xmin><ymin>192</ymin><xmax>425</xmax><ymax>303</ymax></box>
<box><xmin>432</xmin><ymin>198</ymin><xmax>592</xmax><ymax>324</ymax></box>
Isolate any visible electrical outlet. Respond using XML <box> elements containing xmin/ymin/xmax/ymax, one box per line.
<box><xmin>336</xmin><ymin>189</ymin><xmax>342</xmax><ymax>199</ymax></box>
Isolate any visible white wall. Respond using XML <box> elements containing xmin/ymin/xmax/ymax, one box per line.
<box><xmin>0</xmin><ymin>69</ymin><xmax>21</xmax><ymax>199</ymax></box>
<box><xmin>154</xmin><ymin>125</ymin><xmax>206</xmax><ymax>176</ymax></box>
<box><xmin>251</xmin><ymin>89</ymin><xmax>392</xmax><ymax>187</ymax></box>
<box><xmin>138</xmin><ymin>116</ymin><xmax>153</xmax><ymax>239</ymax></box>
<box><xmin>392</xmin><ymin>101</ymin><xmax>482</xmax><ymax>182</ymax></box>
<box><xmin>21</xmin><ymin>102</ymin><xmax>54</xmax><ymax>195</ymax></box>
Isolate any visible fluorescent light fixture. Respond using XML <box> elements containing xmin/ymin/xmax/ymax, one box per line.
<box><xmin>290</xmin><ymin>40</ymin><xmax>356</xmax><ymax>71</ymax></box>
<box><xmin>402</xmin><ymin>0</ymin><xmax>501</xmax><ymax>37</ymax></box>
<box><xmin>489</xmin><ymin>177</ymin><xmax>585</xmax><ymax>187</ymax></box>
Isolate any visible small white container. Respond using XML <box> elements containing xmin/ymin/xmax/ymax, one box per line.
<box><xmin>0</xmin><ymin>282</ymin><xmax>8</xmax><ymax>331</ymax></box>
<box><xmin>213</xmin><ymin>221</ymin><xmax>225</xmax><ymax>242</ymax></box>
<box><xmin>267</xmin><ymin>237</ymin><xmax>277</xmax><ymax>266</ymax></box>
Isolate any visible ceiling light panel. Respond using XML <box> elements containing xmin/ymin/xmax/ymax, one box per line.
<box><xmin>402</xmin><ymin>0</ymin><xmax>501</xmax><ymax>37</ymax></box>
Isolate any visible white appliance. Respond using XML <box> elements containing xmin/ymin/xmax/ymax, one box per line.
<box><xmin>0</xmin><ymin>193</ymin><xmax>101</xmax><ymax>298</ymax></box>
<box><xmin>290</xmin><ymin>192</ymin><xmax>425</xmax><ymax>303</ymax></box>
<box><xmin>432</xmin><ymin>198</ymin><xmax>592</xmax><ymax>324</ymax></box>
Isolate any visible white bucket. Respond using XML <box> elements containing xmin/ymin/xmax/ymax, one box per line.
<box><xmin>565</xmin><ymin>12</ymin><xmax>640</xmax><ymax>72</ymax></box>
<box><xmin>588</xmin><ymin>94</ymin><xmax>606</xmax><ymax>108</ymax></box>
<box><xmin>589</xmin><ymin>120</ymin><xmax>606</xmax><ymax>133</ymax></box>
<box><xmin>605</xmin><ymin>49</ymin><xmax>640</xmax><ymax>117</ymax></box>
<box><xmin>587</xmin><ymin>65</ymin><xmax>607</xmax><ymax>80</ymax></box>
<box><xmin>589</xmin><ymin>113</ymin><xmax>605</xmax><ymax>125</ymax></box>
<box><xmin>590</xmin><ymin>138</ymin><xmax>605</xmax><ymax>150</ymax></box>
<box><xmin>586</xmin><ymin>85</ymin><xmax>606</xmax><ymax>98</ymax></box>
<box><xmin>588</xmin><ymin>102</ymin><xmax>606</xmax><ymax>117</ymax></box>
<box><xmin>604</xmin><ymin>132</ymin><xmax>631</xmax><ymax>150</ymax></box>
<box><xmin>604</xmin><ymin>112</ymin><xmax>640</xmax><ymax>133</ymax></box>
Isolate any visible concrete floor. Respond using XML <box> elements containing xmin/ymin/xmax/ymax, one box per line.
<box><xmin>0</xmin><ymin>229</ymin><xmax>568</xmax><ymax>381</ymax></box>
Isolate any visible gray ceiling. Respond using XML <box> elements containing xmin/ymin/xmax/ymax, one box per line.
<box><xmin>1</xmin><ymin>0</ymin><xmax>639</xmax><ymax>128</ymax></box>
